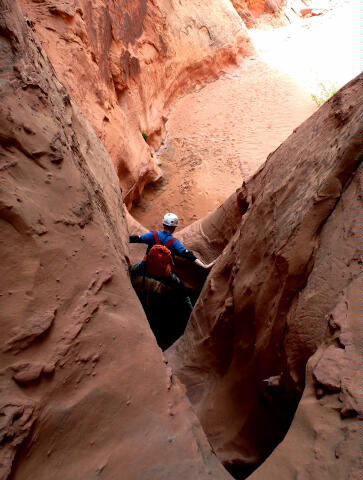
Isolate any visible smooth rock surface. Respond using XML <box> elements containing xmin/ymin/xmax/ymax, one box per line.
<box><xmin>2</xmin><ymin>2</ymin><xmax>362</xmax><ymax>479</ymax></box>
<box><xmin>0</xmin><ymin>3</ymin><xmax>233</xmax><ymax>479</ymax></box>
<box><xmin>19</xmin><ymin>0</ymin><xmax>253</xmax><ymax>206</ymax></box>
<box><xmin>167</xmin><ymin>73</ymin><xmax>362</xmax><ymax>474</ymax></box>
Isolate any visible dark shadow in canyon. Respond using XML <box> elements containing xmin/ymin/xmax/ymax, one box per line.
<box><xmin>224</xmin><ymin>462</ymin><xmax>256</xmax><ymax>480</ymax></box>
<box><xmin>131</xmin><ymin>272</ymin><xmax>301</xmax><ymax>480</ymax></box>
<box><xmin>131</xmin><ymin>276</ymin><xmax>198</xmax><ymax>351</ymax></box>
<box><xmin>224</xmin><ymin>385</ymin><xmax>301</xmax><ymax>479</ymax></box>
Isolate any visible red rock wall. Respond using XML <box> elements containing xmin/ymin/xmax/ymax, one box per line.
<box><xmin>167</xmin><ymin>73</ymin><xmax>362</xmax><ymax>475</ymax></box>
<box><xmin>231</xmin><ymin>0</ymin><xmax>286</xmax><ymax>28</ymax></box>
<box><xmin>0</xmin><ymin>3</ymin><xmax>234</xmax><ymax>479</ymax></box>
<box><xmin>3</xmin><ymin>2</ymin><xmax>361</xmax><ymax>478</ymax></box>
<box><xmin>249</xmin><ymin>272</ymin><xmax>361</xmax><ymax>479</ymax></box>
<box><xmin>18</xmin><ymin>0</ymin><xmax>253</xmax><ymax>207</ymax></box>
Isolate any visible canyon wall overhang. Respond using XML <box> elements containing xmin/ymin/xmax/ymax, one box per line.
<box><xmin>18</xmin><ymin>0</ymin><xmax>254</xmax><ymax>207</ymax></box>
<box><xmin>167</xmin><ymin>72</ymin><xmax>362</xmax><ymax>475</ymax></box>
<box><xmin>0</xmin><ymin>3</ymin><xmax>234</xmax><ymax>479</ymax></box>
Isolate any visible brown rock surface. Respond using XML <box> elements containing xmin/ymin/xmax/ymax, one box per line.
<box><xmin>166</xmin><ymin>73</ymin><xmax>362</xmax><ymax>475</ymax></box>
<box><xmin>130</xmin><ymin>0</ymin><xmax>360</xmax><ymax>231</ymax></box>
<box><xmin>249</xmin><ymin>277</ymin><xmax>361</xmax><ymax>479</ymax></box>
<box><xmin>2</xmin><ymin>1</ymin><xmax>361</xmax><ymax>478</ymax></box>
<box><xmin>0</xmin><ymin>3</ymin><xmax>233</xmax><ymax>479</ymax></box>
<box><xmin>231</xmin><ymin>0</ymin><xmax>286</xmax><ymax>28</ymax></box>
<box><xmin>19</xmin><ymin>0</ymin><xmax>253</xmax><ymax>206</ymax></box>
<box><xmin>131</xmin><ymin>59</ymin><xmax>316</xmax><ymax>229</ymax></box>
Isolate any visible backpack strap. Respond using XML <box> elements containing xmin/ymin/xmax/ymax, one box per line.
<box><xmin>165</xmin><ymin>237</ymin><xmax>177</xmax><ymax>248</ymax></box>
<box><xmin>144</xmin><ymin>231</ymin><xmax>160</xmax><ymax>290</ymax></box>
<box><xmin>152</xmin><ymin>231</ymin><xmax>160</xmax><ymax>245</ymax></box>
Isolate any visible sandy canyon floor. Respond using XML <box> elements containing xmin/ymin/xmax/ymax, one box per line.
<box><xmin>131</xmin><ymin>0</ymin><xmax>360</xmax><ymax>229</ymax></box>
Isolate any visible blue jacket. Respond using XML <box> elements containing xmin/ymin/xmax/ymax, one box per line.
<box><xmin>129</xmin><ymin>230</ymin><xmax>197</xmax><ymax>263</ymax></box>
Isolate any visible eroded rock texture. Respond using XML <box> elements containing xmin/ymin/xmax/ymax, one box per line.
<box><xmin>0</xmin><ymin>3</ymin><xmax>233</xmax><ymax>479</ymax></box>
<box><xmin>231</xmin><ymin>0</ymin><xmax>314</xmax><ymax>28</ymax></box>
<box><xmin>231</xmin><ymin>0</ymin><xmax>284</xmax><ymax>28</ymax></box>
<box><xmin>249</xmin><ymin>279</ymin><xmax>361</xmax><ymax>480</ymax></box>
<box><xmin>167</xmin><ymin>73</ymin><xmax>362</xmax><ymax>476</ymax></box>
<box><xmin>18</xmin><ymin>0</ymin><xmax>253</xmax><ymax>206</ymax></box>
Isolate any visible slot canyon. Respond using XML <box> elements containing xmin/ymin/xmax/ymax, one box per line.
<box><xmin>0</xmin><ymin>0</ymin><xmax>361</xmax><ymax>479</ymax></box>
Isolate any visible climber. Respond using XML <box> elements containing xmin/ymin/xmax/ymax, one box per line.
<box><xmin>129</xmin><ymin>212</ymin><xmax>215</xmax><ymax>315</ymax></box>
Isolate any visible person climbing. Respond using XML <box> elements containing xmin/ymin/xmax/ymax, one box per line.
<box><xmin>129</xmin><ymin>212</ymin><xmax>215</xmax><ymax>315</ymax></box>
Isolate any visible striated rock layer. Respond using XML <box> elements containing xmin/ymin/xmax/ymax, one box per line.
<box><xmin>167</xmin><ymin>73</ymin><xmax>362</xmax><ymax>476</ymax></box>
<box><xmin>19</xmin><ymin>0</ymin><xmax>253</xmax><ymax>207</ymax></box>
<box><xmin>0</xmin><ymin>3</ymin><xmax>233</xmax><ymax>479</ymax></box>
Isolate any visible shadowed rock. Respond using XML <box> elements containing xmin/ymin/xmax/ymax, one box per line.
<box><xmin>167</xmin><ymin>73</ymin><xmax>362</xmax><ymax>477</ymax></box>
<box><xmin>0</xmin><ymin>3</ymin><xmax>233</xmax><ymax>479</ymax></box>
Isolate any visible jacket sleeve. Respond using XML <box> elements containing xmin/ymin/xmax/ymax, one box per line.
<box><xmin>178</xmin><ymin>249</ymin><xmax>197</xmax><ymax>262</ymax></box>
<box><xmin>129</xmin><ymin>232</ymin><xmax>154</xmax><ymax>244</ymax></box>
<box><xmin>172</xmin><ymin>239</ymin><xmax>197</xmax><ymax>262</ymax></box>
<box><xmin>129</xmin><ymin>235</ymin><xmax>143</xmax><ymax>243</ymax></box>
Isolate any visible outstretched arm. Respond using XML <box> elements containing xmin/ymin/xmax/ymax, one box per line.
<box><xmin>173</xmin><ymin>240</ymin><xmax>217</xmax><ymax>269</ymax></box>
<box><xmin>129</xmin><ymin>235</ymin><xmax>144</xmax><ymax>243</ymax></box>
<box><xmin>194</xmin><ymin>258</ymin><xmax>217</xmax><ymax>270</ymax></box>
<box><xmin>129</xmin><ymin>232</ymin><xmax>154</xmax><ymax>244</ymax></box>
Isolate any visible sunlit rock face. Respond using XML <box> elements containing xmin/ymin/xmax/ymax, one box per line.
<box><xmin>19</xmin><ymin>0</ymin><xmax>253</xmax><ymax>206</ymax></box>
<box><xmin>231</xmin><ymin>0</ymin><xmax>286</xmax><ymax>27</ymax></box>
<box><xmin>0</xmin><ymin>3</ymin><xmax>234</xmax><ymax>479</ymax></box>
<box><xmin>167</xmin><ymin>73</ymin><xmax>362</xmax><ymax>477</ymax></box>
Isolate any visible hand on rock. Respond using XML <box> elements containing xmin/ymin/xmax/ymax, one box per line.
<box><xmin>195</xmin><ymin>258</ymin><xmax>217</xmax><ymax>269</ymax></box>
<box><xmin>204</xmin><ymin>259</ymin><xmax>217</xmax><ymax>269</ymax></box>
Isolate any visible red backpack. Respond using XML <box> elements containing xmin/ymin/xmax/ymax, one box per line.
<box><xmin>144</xmin><ymin>231</ymin><xmax>177</xmax><ymax>278</ymax></box>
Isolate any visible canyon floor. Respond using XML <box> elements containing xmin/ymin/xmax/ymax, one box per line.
<box><xmin>131</xmin><ymin>0</ymin><xmax>360</xmax><ymax>229</ymax></box>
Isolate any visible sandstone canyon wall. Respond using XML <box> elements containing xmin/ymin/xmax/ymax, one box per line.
<box><xmin>167</xmin><ymin>73</ymin><xmax>362</xmax><ymax>477</ymax></box>
<box><xmin>0</xmin><ymin>3</ymin><xmax>234</xmax><ymax>479</ymax></box>
<box><xmin>2</xmin><ymin>1</ymin><xmax>362</xmax><ymax>479</ymax></box>
<box><xmin>231</xmin><ymin>0</ymin><xmax>313</xmax><ymax>29</ymax></box>
<box><xmin>231</xmin><ymin>0</ymin><xmax>284</xmax><ymax>28</ymax></box>
<box><xmin>18</xmin><ymin>0</ymin><xmax>253</xmax><ymax>207</ymax></box>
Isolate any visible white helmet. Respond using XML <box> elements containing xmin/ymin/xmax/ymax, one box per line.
<box><xmin>162</xmin><ymin>212</ymin><xmax>178</xmax><ymax>227</ymax></box>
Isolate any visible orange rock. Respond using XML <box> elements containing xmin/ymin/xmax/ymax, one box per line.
<box><xmin>231</xmin><ymin>0</ymin><xmax>287</xmax><ymax>28</ymax></box>
<box><xmin>300</xmin><ymin>7</ymin><xmax>324</xmax><ymax>17</ymax></box>
<box><xmin>0</xmin><ymin>3</ymin><xmax>233</xmax><ymax>479</ymax></box>
<box><xmin>19</xmin><ymin>0</ymin><xmax>254</xmax><ymax>207</ymax></box>
<box><xmin>167</xmin><ymin>73</ymin><xmax>362</xmax><ymax>476</ymax></box>
<box><xmin>2</xmin><ymin>1</ymin><xmax>361</xmax><ymax>479</ymax></box>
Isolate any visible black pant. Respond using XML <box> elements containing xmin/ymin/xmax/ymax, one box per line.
<box><xmin>130</xmin><ymin>263</ymin><xmax>193</xmax><ymax>314</ymax></box>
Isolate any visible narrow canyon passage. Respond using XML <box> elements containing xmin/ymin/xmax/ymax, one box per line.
<box><xmin>1</xmin><ymin>1</ymin><xmax>361</xmax><ymax>479</ymax></box>
<box><xmin>130</xmin><ymin>0</ymin><xmax>360</xmax><ymax>230</ymax></box>
<box><xmin>2</xmin><ymin>1</ymin><xmax>361</xmax><ymax>480</ymax></box>
<box><xmin>130</xmin><ymin>275</ymin><xmax>199</xmax><ymax>350</ymax></box>
<box><xmin>128</xmin><ymin>10</ymin><xmax>323</xmax><ymax>353</ymax></box>
<box><xmin>128</xmin><ymin>0</ymin><xmax>361</xmax><ymax>368</ymax></box>
<box><xmin>128</xmin><ymin>2</ymin><xmax>362</xmax><ymax>478</ymax></box>
<box><xmin>131</xmin><ymin>57</ymin><xmax>316</xmax><ymax>229</ymax></box>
